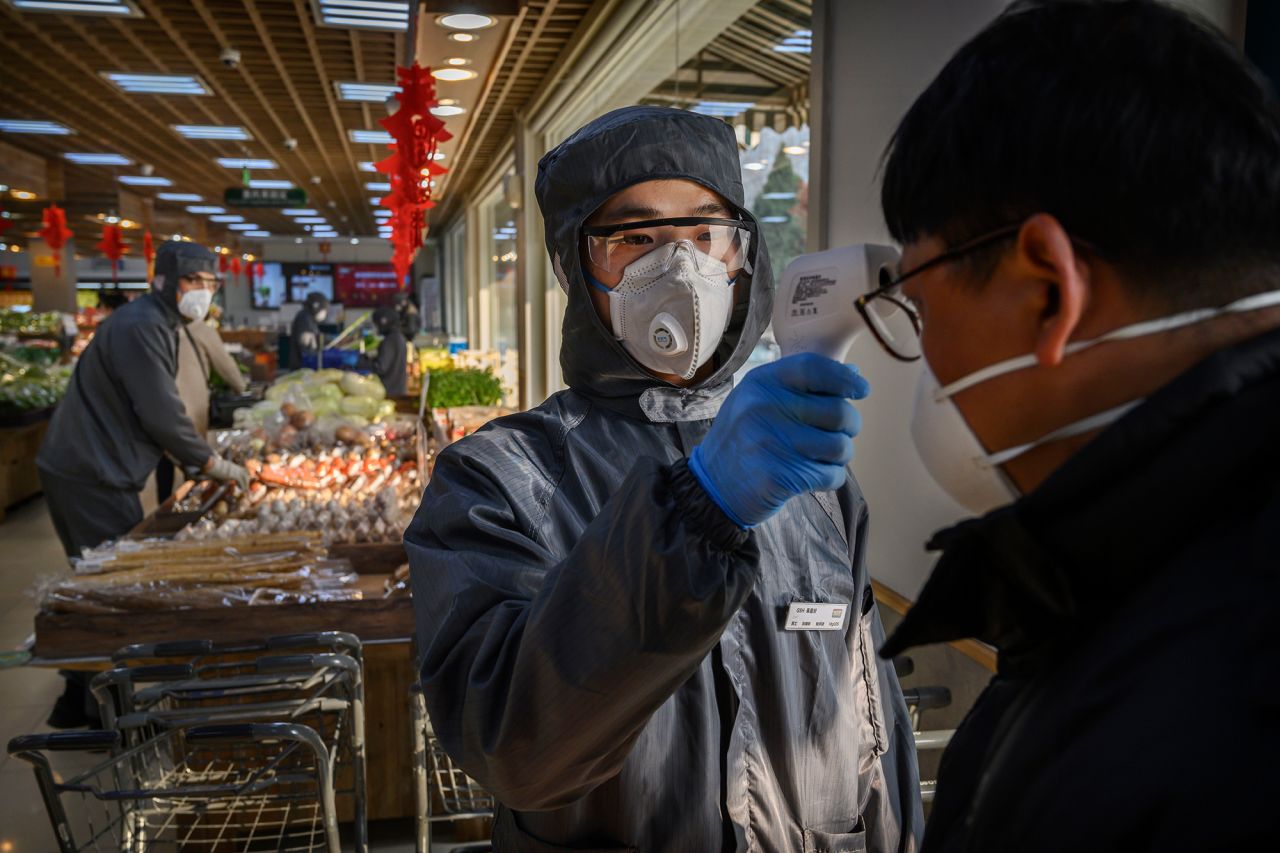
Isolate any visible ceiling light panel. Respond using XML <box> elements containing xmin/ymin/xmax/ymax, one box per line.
<box><xmin>295</xmin><ymin>217</ymin><xmax>329</xmax><ymax>224</ymax></box>
<box><xmin>691</xmin><ymin>101</ymin><xmax>754</xmax><ymax>117</ymax></box>
<box><xmin>8</xmin><ymin>0</ymin><xmax>139</xmax><ymax>15</ymax></box>
<box><xmin>216</xmin><ymin>158</ymin><xmax>278</xmax><ymax>170</ymax></box>
<box><xmin>157</xmin><ymin>193</ymin><xmax>202</xmax><ymax>202</ymax></box>
<box><xmin>335</xmin><ymin>81</ymin><xmax>400</xmax><ymax>102</ymax></box>
<box><xmin>118</xmin><ymin>175</ymin><xmax>172</xmax><ymax>186</ymax></box>
<box><xmin>227</xmin><ymin>223</ymin><xmax>259</xmax><ymax>230</ymax></box>
<box><xmin>248</xmin><ymin>180</ymin><xmax>293</xmax><ymax>189</ymax></box>
<box><xmin>0</xmin><ymin>119</ymin><xmax>72</xmax><ymax>134</ymax></box>
<box><xmin>773</xmin><ymin>29</ymin><xmax>812</xmax><ymax>54</ymax></box>
<box><xmin>209</xmin><ymin>215</ymin><xmax>245</xmax><ymax>222</ymax></box>
<box><xmin>242</xmin><ymin>231</ymin><xmax>271</xmax><ymax>237</ymax></box>
<box><xmin>364</xmin><ymin>182</ymin><xmax>391</xmax><ymax>192</ymax></box>
<box><xmin>173</xmin><ymin>125</ymin><xmax>251</xmax><ymax>140</ymax></box>
<box><xmin>282</xmin><ymin>209</ymin><xmax>318</xmax><ymax>216</ymax></box>
<box><xmin>186</xmin><ymin>205</ymin><xmax>225</xmax><ymax>214</ymax></box>
<box><xmin>430</xmin><ymin>105</ymin><xmax>465</xmax><ymax>117</ymax></box>
<box><xmin>64</xmin><ymin>152</ymin><xmax>131</xmax><ymax>165</ymax></box>
<box><xmin>349</xmin><ymin>129</ymin><xmax>394</xmax><ymax>145</ymax></box>
<box><xmin>102</xmin><ymin>73</ymin><xmax>209</xmax><ymax>95</ymax></box>
<box><xmin>437</xmin><ymin>13</ymin><xmax>495</xmax><ymax>30</ymax></box>
<box><xmin>358</xmin><ymin>161</ymin><xmax>377</xmax><ymax>172</ymax></box>
<box><xmin>431</xmin><ymin>68</ymin><xmax>477</xmax><ymax>82</ymax></box>
<box><xmin>315</xmin><ymin>0</ymin><xmax>411</xmax><ymax>32</ymax></box>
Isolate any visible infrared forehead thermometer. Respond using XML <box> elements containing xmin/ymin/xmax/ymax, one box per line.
<box><xmin>773</xmin><ymin>244</ymin><xmax>902</xmax><ymax>360</ymax></box>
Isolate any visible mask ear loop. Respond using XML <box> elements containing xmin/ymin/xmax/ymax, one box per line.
<box><xmin>978</xmin><ymin>399</ymin><xmax>1144</xmax><ymax>468</ymax></box>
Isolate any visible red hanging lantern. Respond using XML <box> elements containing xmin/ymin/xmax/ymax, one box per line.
<box><xmin>230</xmin><ymin>255</ymin><xmax>242</xmax><ymax>279</ymax></box>
<box><xmin>317</xmin><ymin>241</ymin><xmax>331</xmax><ymax>261</ymax></box>
<box><xmin>376</xmin><ymin>62</ymin><xmax>451</xmax><ymax>288</ymax></box>
<box><xmin>255</xmin><ymin>261</ymin><xmax>264</xmax><ymax>281</ymax></box>
<box><xmin>142</xmin><ymin>231</ymin><xmax>156</xmax><ymax>279</ymax></box>
<box><xmin>218</xmin><ymin>252</ymin><xmax>230</xmax><ymax>275</ymax></box>
<box><xmin>38</xmin><ymin>205</ymin><xmax>73</xmax><ymax>277</ymax></box>
<box><xmin>0</xmin><ymin>207</ymin><xmax>14</xmax><ymax>241</ymax></box>
<box><xmin>96</xmin><ymin>224</ymin><xmax>127</xmax><ymax>285</ymax></box>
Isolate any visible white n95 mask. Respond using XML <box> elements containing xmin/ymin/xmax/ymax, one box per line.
<box><xmin>178</xmin><ymin>288</ymin><xmax>213</xmax><ymax>322</ymax></box>
<box><xmin>603</xmin><ymin>240</ymin><xmax>736</xmax><ymax>381</ymax></box>
<box><xmin>912</xmin><ymin>286</ymin><xmax>1280</xmax><ymax>515</ymax></box>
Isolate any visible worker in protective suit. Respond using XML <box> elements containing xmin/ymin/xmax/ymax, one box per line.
<box><xmin>407</xmin><ymin>106</ymin><xmax>922</xmax><ymax>851</ymax></box>
<box><xmin>370</xmin><ymin>305</ymin><xmax>407</xmax><ymax>397</ymax></box>
<box><xmin>37</xmin><ymin>239</ymin><xmax>250</xmax><ymax>726</ymax></box>
<box><xmin>289</xmin><ymin>291</ymin><xmax>329</xmax><ymax>369</ymax></box>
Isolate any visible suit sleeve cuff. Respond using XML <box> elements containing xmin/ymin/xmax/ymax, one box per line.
<box><xmin>668</xmin><ymin>458</ymin><xmax>751</xmax><ymax>553</ymax></box>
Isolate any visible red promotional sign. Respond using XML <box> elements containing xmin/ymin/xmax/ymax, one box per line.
<box><xmin>334</xmin><ymin>263</ymin><xmax>401</xmax><ymax>307</ymax></box>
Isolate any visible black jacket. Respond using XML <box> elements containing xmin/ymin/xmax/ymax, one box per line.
<box><xmin>38</xmin><ymin>293</ymin><xmax>213</xmax><ymax>491</ymax></box>
<box><xmin>373</xmin><ymin>328</ymin><xmax>407</xmax><ymax>397</ymax></box>
<box><xmin>882</xmin><ymin>326</ymin><xmax>1280</xmax><ymax>852</ymax></box>
<box><xmin>289</xmin><ymin>309</ymin><xmax>321</xmax><ymax>370</ymax></box>
<box><xmin>407</xmin><ymin>106</ymin><xmax>922</xmax><ymax>852</ymax></box>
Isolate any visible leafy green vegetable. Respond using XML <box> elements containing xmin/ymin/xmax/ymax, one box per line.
<box><xmin>426</xmin><ymin>367</ymin><xmax>504</xmax><ymax>408</ymax></box>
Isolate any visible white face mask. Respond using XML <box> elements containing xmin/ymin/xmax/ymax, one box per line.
<box><xmin>912</xmin><ymin>287</ymin><xmax>1280</xmax><ymax>514</ymax></box>
<box><xmin>178</xmin><ymin>288</ymin><xmax>213</xmax><ymax>322</ymax></box>
<box><xmin>603</xmin><ymin>240</ymin><xmax>736</xmax><ymax>381</ymax></box>
<box><xmin>315</xmin><ymin>309</ymin><xmax>328</xmax><ymax>322</ymax></box>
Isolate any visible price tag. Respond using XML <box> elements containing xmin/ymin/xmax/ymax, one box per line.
<box><xmin>784</xmin><ymin>601</ymin><xmax>848</xmax><ymax>632</ymax></box>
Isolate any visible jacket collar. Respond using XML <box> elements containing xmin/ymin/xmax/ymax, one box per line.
<box><xmin>882</xmin><ymin>325</ymin><xmax>1280</xmax><ymax>669</ymax></box>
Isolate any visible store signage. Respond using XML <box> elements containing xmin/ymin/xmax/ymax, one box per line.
<box><xmin>224</xmin><ymin>187</ymin><xmax>308</xmax><ymax>208</ymax></box>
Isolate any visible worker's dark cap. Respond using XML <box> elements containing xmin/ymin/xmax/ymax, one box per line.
<box><xmin>154</xmin><ymin>241</ymin><xmax>217</xmax><ymax>293</ymax></box>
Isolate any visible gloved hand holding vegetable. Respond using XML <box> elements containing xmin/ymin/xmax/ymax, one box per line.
<box><xmin>204</xmin><ymin>455</ymin><xmax>250</xmax><ymax>493</ymax></box>
<box><xmin>688</xmin><ymin>353</ymin><xmax>870</xmax><ymax>528</ymax></box>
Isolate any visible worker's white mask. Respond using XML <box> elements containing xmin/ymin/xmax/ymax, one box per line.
<box><xmin>315</xmin><ymin>309</ymin><xmax>328</xmax><ymax>322</ymax></box>
<box><xmin>912</xmin><ymin>287</ymin><xmax>1280</xmax><ymax>515</ymax></box>
<box><xmin>178</xmin><ymin>288</ymin><xmax>213</xmax><ymax>322</ymax></box>
<box><xmin>597</xmin><ymin>240</ymin><xmax>736</xmax><ymax>381</ymax></box>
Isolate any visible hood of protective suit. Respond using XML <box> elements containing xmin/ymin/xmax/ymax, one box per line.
<box><xmin>152</xmin><ymin>240</ymin><xmax>217</xmax><ymax>310</ymax></box>
<box><xmin>535</xmin><ymin>106</ymin><xmax>773</xmax><ymax>415</ymax></box>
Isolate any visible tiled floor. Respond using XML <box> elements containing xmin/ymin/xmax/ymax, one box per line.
<box><xmin>0</xmin><ymin>496</ymin><xmax>477</xmax><ymax>852</ymax></box>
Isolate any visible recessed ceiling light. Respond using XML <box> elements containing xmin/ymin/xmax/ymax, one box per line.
<box><xmin>781</xmin><ymin>145</ymin><xmax>807</xmax><ymax>155</ymax></box>
<box><xmin>369</xmin><ymin>196</ymin><xmax>382</xmax><ymax>205</ymax></box>
<box><xmin>102</xmin><ymin>73</ymin><xmax>209</xmax><ymax>95</ymax></box>
<box><xmin>295</xmin><ymin>217</ymin><xmax>329</xmax><ymax>224</ymax></box>
<box><xmin>317</xmin><ymin>0</ymin><xmax>411</xmax><ymax>32</ymax></box>
<box><xmin>692</xmin><ymin>101</ymin><xmax>754</xmax><ymax>118</ymax></box>
<box><xmin>173</xmin><ymin>124</ymin><xmax>251</xmax><ymax>140</ymax></box>
<box><xmin>227</xmin><ymin>223</ymin><xmax>259</xmax><ymax>230</ymax></box>
<box><xmin>348</xmin><ymin>129</ymin><xmax>394</xmax><ymax>145</ymax></box>
<box><xmin>364</xmin><ymin>181</ymin><xmax>391</xmax><ymax>192</ymax></box>
<box><xmin>349</xmin><ymin>237</ymin><xmax>359</xmax><ymax>245</ymax></box>
<box><xmin>63</xmin><ymin>152</ymin><xmax>131</xmax><ymax>166</ymax></box>
<box><xmin>282</xmin><ymin>208</ymin><xmax>318</xmax><ymax>216</ymax></box>
<box><xmin>11</xmin><ymin>190</ymin><xmax>37</xmax><ymax>200</ymax></box>
<box><xmin>118</xmin><ymin>175</ymin><xmax>172</xmax><ymax>186</ymax></box>
<box><xmin>186</xmin><ymin>205</ymin><xmax>225</xmax><ymax>214</ymax></box>
<box><xmin>216</xmin><ymin>157</ymin><xmax>278</xmax><ymax>170</ymax></box>
<box><xmin>447</xmin><ymin>32</ymin><xmax>476</xmax><ymax>43</ymax></box>
<box><xmin>437</xmin><ymin>13</ymin><xmax>494</xmax><ymax>30</ymax></box>
<box><xmin>11</xmin><ymin>0</ymin><xmax>138</xmax><ymax>15</ymax></box>
<box><xmin>430</xmin><ymin>105</ymin><xmax>466</xmax><ymax>118</ymax></box>
<box><xmin>157</xmin><ymin>192</ymin><xmax>202</xmax><ymax>202</ymax></box>
<box><xmin>209</xmin><ymin>214</ymin><xmax>246</xmax><ymax>223</ymax></box>
<box><xmin>242</xmin><ymin>231</ymin><xmax>271</xmax><ymax>237</ymax></box>
<box><xmin>444</xmin><ymin>57</ymin><xmax>470</xmax><ymax>67</ymax></box>
<box><xmin>335</xmin><ymin>81</ymin><xmax>400</xmax><ymax>103</ymax></box>
<box><xmin>431</xmin><ymin>68</ymin><xmax>477</xmax><ymax>83</ymax></box>
<box><xmin>358</xmin><ymin>161</ymin><xmax>377</xmax><ymax>172</ymax></box>
<box><xmin>742</xmin><ymin>162</ymin><xmax>767</xmax><ymax>171</ymax></box>
<box><xmin>0</xmin><ymin>119</ymin><xmax>72</xmax><ymax>135</ymax></box>
<box><xmin>248</xmin><ymin>179</ymin><xmax>293</xmax><ymax>189</ymax></box>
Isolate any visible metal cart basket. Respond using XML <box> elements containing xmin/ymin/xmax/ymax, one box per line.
<box><xmin>410</xmin><ymin>682</ymin><xmax>494</xmax><ymax>853</ymax></box>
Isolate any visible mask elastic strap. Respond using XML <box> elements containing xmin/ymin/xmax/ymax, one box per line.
<box><xmin>978</xmin><ymin>399</ymin><xmax>1144</xmax><ymax>468</ymax></box>
<box><xmin>584</xmin><ymin>270</ymin><xmax>612</xmax><ymax>294</ymax></box>
<box><xmin>937</xmin><ymin>287</ymin><xmax>1280</xmax><ymax>401</ymax></box>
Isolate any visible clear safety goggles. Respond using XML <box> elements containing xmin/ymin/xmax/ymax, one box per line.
<box><xmin>581</xmin><ymin>216</ymin><xmax>754</xmax><ymax>275</ymax></box>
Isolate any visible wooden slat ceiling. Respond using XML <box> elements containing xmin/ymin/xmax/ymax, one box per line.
<box><xmin>645</xmin><ymin>0</ymin><xmax>811</xmax><ymax>130</ymax></box>
<box><xmin>0</xmin><ymin>0</ymin><xmax>404</xmax><ymax>254</ymax></box>
<box><xmin>430</xmin><ymin>0</ymin><xmax>596</xmax><ymax>227</ymax></box>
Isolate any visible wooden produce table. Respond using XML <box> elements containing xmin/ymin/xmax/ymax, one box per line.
<box><xmin>0</xmin><ymin>418</ymin><xmax>49</xmax><ymax>522</ymax></box>
<box><xmin>32</xmin><ymin>540</ymin><xmax>422</xmax><ymax>821</ymax></box>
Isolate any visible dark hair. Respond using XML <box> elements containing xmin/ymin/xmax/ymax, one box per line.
<box><xmin>881</xmin><ymin>0</ymin><xmax>1280</xmax><ymax>307</ymax></box>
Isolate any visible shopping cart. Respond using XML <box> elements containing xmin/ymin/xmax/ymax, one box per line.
<box><xmin>410</xmin><ymin>682</ymin><xmax>494</xmax><ymax>853</ymax></box>
<box><xmin>902</xmin><ymin>679</ymin><xmax>955</xmax><ymax>805</ymax></box>
<box><xmin>9</xmin><ymin>720</ymin><xmax>342</xmax><ymax>852</ymax></box>
<box><xmin>87</xmin><ymin>633</ymin><xmax>367</xmax><ymax>852</ymax></box>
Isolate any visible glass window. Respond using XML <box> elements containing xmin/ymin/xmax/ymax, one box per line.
<box><xmin>485</xmin><ymin>193</ymin><xmax>520</xmax><ymax>399</ymax></box>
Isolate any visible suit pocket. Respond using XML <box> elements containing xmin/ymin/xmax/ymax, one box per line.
<box><xmin>804</xmin><ymin>818</ymin><xmax>868</xmax><ymax>853</ymax></box>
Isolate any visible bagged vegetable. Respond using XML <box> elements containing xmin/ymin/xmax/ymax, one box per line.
<box><xmin>340</xmin><ymin>372</ymin><xmax>386</xmax><ymax>400</ymax></box>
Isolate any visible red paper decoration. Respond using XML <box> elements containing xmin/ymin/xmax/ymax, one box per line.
<box><xmin>255</xmin><ymin>261</ymin><xmax>264</xmax><ymax>280</ymax></box>
<box><xmin>142</xmin><ymin>231</ymin><xmax>155</xmax><ymax>279</ymax></box>
<box><xmin>96</xmin><ymin>224</ymin><xmax>127</xmax><ymax>285</ymax></box>
<box><xmin>230</xmin><ymin>255</ymin><xmax>242</xmax><ymax>279</ymax></box>
<box><xmin>38</xmin><ymin>205</ymin><xmax>73</xmax><ymax>277</ymax></box>
<box><xmin>0</xmin><ymin>207</ymin><xmax>13</xmax><ymax>241</ymax></box>
<box><xmin>376</xmin><ymin>62</ymin><xmax>452</xmax><ymax>287</ymax></box>
<box><xmin>218</xmin><ymin>252</ymin><xmax>230</xmax><ymax>275</ymax></box>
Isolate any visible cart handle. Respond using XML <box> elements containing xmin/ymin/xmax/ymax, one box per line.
<box><xmin>8</xmin><ymin>730</ymin><xmax>121</xmax><ymax>755</ymax></box>
<box><xmin>266</xmin><ymin>631</ymin><xmax>362</xmax><ymax>655</ymax></box>
<box><xmin>112</xmin><ymin>639</ymin><xmax>215</xmax><ymax>662</ymax></box>
<box><xmin>184</xmin><ymin>722</ymin><xmax>326</xmax><ymax>752</ymax></box>
<box><xmin>903</xmin><ymin>686</ymin><xmax>952</xmax><ymax>711</ymax></box>
<box><xmin>93</xmin><ymin>664</ymin><xmax>195</xmax><ymax>688</ymax></box>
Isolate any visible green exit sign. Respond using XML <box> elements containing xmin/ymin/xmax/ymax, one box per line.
<box><xmin>224</xmin><ymin>187</ymin><xmax>308</xmax><ymax>208</ymax></box>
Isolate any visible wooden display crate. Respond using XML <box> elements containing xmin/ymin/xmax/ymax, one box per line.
<box><xmin>0</xmin><ymin>419</ymin><xmax>49</xmax><ymax>522</ymax></box>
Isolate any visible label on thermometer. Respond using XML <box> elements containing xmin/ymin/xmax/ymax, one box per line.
<box><xmin>784</xmin><ymin>601</ymin><xmax>848</xmax><ymax>631</ymax></box>
<box><xmin>787</xmin><ymin>269</ymin><xmax>837</xmax><ymax>318</ymax></box>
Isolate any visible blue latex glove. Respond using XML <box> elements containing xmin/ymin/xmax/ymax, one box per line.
<box><xmin>689</xmin><ymin>353</ymin><xmax>870</xmax><ymax>528</ymax></box>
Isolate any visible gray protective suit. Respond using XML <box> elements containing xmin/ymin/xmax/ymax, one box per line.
<box><xmin>407</xmin><ymin>106</ymin><xmax>922</xmax><ymax>853</ymax></box>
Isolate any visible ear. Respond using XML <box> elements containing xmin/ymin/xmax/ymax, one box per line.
<box><xmin>1013</xmin><ymin>214</ymin><xmax>1090</xmax><ymax>367</ymax></box>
